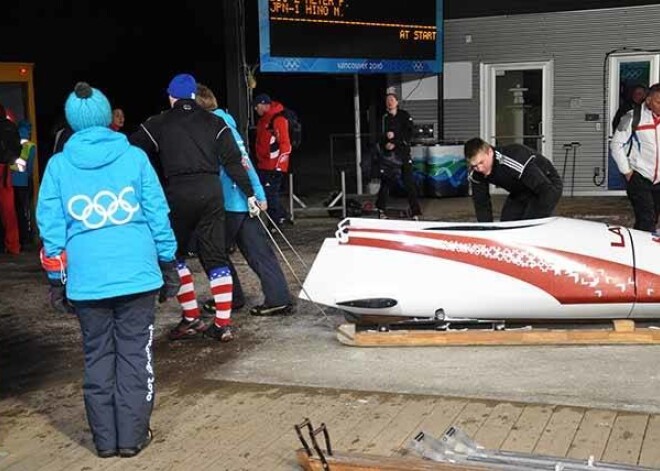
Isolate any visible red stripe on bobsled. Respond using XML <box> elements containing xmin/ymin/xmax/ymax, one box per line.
<box><xmin>344</xmin><ymin>230</ymin><xmax>645</xmax><ymax>304</ymax></box>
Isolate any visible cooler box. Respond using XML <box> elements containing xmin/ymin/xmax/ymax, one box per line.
<box><xmin>411</xmin><ymin>145</ymin><xmax>427</xmax><ymax>196</ymax></box>
<box><xmin>425</xmin><ymin>145</ymin><xmax>468</xmax><ymax>198</ymax></box>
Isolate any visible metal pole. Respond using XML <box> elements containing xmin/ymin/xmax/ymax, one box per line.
<box><xmin>437</xmin><ymin>72</ymin><xmax>444</xmax><ymax>142</ymax></box>
<box><xmin>341</xmin><ymin>170</ymin><xmax>347</xmax><ymax>219</ymax></box>
<box><xmin>289</xmin><ymin>173</ymin><xmax>295</xmax><ymax>221</ymax></box>
<box><xmin>354</xmin><ymin>74</ymin><xmax>363</xmax><ymax>195</ymax></box>
<box><xmin>329</xmin><ymin>134</ymin><xmax>335</xmax><ymax>187</ymax></box>
<box><xmin>221</xmin><ymin>0</ymin><xmax>249</xmax><ymax>138</ymax></box>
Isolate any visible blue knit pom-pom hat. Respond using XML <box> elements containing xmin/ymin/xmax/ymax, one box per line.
<box><xmin>64</xmin><ymin>82</ymin><xmax>112</xmax><ymax>132</ymax></box>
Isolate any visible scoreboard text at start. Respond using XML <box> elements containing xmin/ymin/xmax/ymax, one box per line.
<box><xmin>259</xmin><ymin>0</ymin><xmax>443</xmax><ymax>74</ymax></box>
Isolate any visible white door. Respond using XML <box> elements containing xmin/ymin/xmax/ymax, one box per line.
<box><xmin>608</xmin><ymin>54</ymin><xmax>660</xmax><ymax>136</ymax></box>
<box><xmin>480</xmin><ymin>61</ymin><xmax>554</xmax><ymax>160</ymax></box>
<box><xmin>606</xmin><ymin>54</ymin><xmax>660</xmax><ymax>190</ymax></box>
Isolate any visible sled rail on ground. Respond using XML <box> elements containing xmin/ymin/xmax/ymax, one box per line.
<box><xmin>336</xmin><ymin>320</ymin><xmax>660</xmax><ymax>347</ymax></box>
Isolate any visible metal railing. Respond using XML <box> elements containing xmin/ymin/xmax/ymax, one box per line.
<box><xmin>288</xmin><ymin>171</ymin><xmax>347</xmax><ymax>220</ymax></box>
<box><xmin>329</xmin><ymin>133</ymin><xmax>373</xmax><ymax>190</ymax></box>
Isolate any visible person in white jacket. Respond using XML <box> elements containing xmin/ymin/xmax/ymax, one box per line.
<box><xmin>611</xmin><ymin>83</ymin><xmax>660</xmax><ymax>232</ymax></box>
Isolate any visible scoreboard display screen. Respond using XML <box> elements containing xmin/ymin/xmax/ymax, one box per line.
<box><xmin>258</xmin><ymin>0</ymin><xmax>442</xmax><ymax>74</ymax></box>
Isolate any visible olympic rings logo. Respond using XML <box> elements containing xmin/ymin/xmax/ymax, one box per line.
<box><xmin>67</xmin><ymin>186</ymin><xmax>140</xmax><ymax>229</ymax></box>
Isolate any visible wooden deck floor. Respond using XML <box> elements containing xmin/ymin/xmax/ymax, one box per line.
<box><xmin>2</xmin><ymin>381</ymin><xmax>660</xmax><ymax>471</ymax></box>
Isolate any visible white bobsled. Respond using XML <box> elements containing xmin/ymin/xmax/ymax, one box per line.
<box><xmin>300</xmin><ymin>217</ymin><xmax>660</xmax><ymax>322</ymax></box>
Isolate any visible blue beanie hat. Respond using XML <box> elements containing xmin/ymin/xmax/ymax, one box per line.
<box><xmin>167</xmin><ymin>73</ymin><xmax>197</xmax><ymax>99</ymax></box>
<box><xmin>254</xmin><ymin>93</ymin><xmax>271</xmax><ymax>105</ymax></box>
<box><xmin>64</xmin><ymin>82</ymin><xmax>112</xmax><ymax>132</ymax></box>
<box><xmin>17</xmin><ymin>120</ymin><xmax>31</xmax><ymax>139</ymax></box>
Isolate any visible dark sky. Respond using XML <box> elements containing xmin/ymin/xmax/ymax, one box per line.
<box><xmin>1</xmin><ymin>0</ymin><xmax>658</xmax><ymax>157</ymax></box>
<box><xmin>1</xmin><ymin>2</ymin><xmax>230</xmax><ymax>146</ymax></box>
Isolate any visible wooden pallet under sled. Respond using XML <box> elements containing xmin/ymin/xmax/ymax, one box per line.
<box><xmin>336</xmin><ymin>320</ymin><xmax>660</xmax><ymax>347</ymax></box>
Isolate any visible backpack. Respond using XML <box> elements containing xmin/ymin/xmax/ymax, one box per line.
<box><xmin>268</xmin><ymin>108</ymin><xmax>302</xmax><ymax>150</ymax></box>
<box><xmin>0</xmin><ymin>121</ymin><xmax>21</xmax><ymax>165</ymax></box>
<box><xmin>626</xmin><ymin>104</ymin><xmax>643</xmax><ymax>157</ymax></box>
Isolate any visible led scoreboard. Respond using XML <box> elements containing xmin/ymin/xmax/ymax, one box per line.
<box><xmin>258</xmin><ymin>0</ymin><xmax>442</xmax><ymax>73</ymax></box>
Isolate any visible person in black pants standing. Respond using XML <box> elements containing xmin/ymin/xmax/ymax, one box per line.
<box><xmin>611</xmin><ymin>83</ymin><xmax>660</xmax><ymax>232</ymax></box>
<box><xmin>465</xmin><ymin>137</ymin><xmax>563</xmax><ymax>222</ymax></box>
<box><xmin>37</xmin><ymin>82</ymin><xmax>180</xmax><ymax>458</ymax></box>
<box><xmin>376</xmin><ymin>90</ymin><xmax>422</xmax><ymax>219</ymax></box>
<box><xmin>130</xmin><ymin>73</ymin><xmax>258</xmax><ymax>342</ymax></box>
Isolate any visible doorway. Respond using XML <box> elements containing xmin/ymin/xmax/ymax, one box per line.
<box><xmin>480</xmin><ymin>61</ymin><xmax>554</xmax><ymax>160</ymax></box>
<box><xmin>607</xmin><ymin>54</ymin><xmax>660</xmax><ymax>190</ymax></box>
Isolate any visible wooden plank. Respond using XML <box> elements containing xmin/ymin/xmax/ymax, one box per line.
<box><xmin>386</xmin><ymin>398</ymin><xmax>469</xmax><ymax>459</ymax></box>
<box><xmin>330</xmin><ymin>397</ymin><xmax>404</xmax><ymax>452</ymax></box>
<box><xmin>639</xmin><ymin>415</ymin><xmax>660</xmax><ymax>468</ymax></box>
<box><xmin>399</xmin><ymin>398</ymin><xmax>468</xmax><ymax>445</ymax></box>
<box><xmin>450</xmin><ymin>402</ymin><xmax>494</xmax><ymax>438</ymax></box>
<box><xmin>267</xmin><ymin>392</ymin><xmax>404</xmax><ymax>469</ymax></box>
<box><xmin>246</xmin><ymin>391</ymin><xmax>360</xmax><ymax>470</ymax></box>
<box><xmin>2</xmin><ymin>386</ymin><xmax>103</xmax><ymax>471</ymax></box>
<box><xmin>273</xmin><ymin>394</ymin><xmax>409</xmax><ymax>470</ymax></box>
<box><xmin>601</xmin><ymin>413</ymin><xmax>649</xmax><ymax>465</ymax></box>
<box><xmin>207</xmin><ymin>390</ymin><xmax>354</xmax><ymax>470</ymax></box>
<box><xmin>533</xmin><ymin>406</ymin><xmax>584</xmax><ymax>457</ymax></box>
<box><xmin>566</xmin><ymin>409</ymin><xmax>617</xmax><ymax>461</ymax></box>
<box><xmin>336</xmin><ymin>396</ymin><xmax>408</xmax><ymax>453</ymax></box>
<box><xmin>337</xmin><ymin>323</ymin><xmax>660</xmax><ymax>347</ymax></box>
<box><xmin>105</xmin><ymin>386</ymin><xmax>281</xmax><ymax>471</ymax></box>
<box><xmin>472</xmin><ymin>403</ymin><xmax>524</xmax><ymax>449</ymax></box>
<box><xmin>613</xmin><ymin>319</ymin><xmax>635</xmax><ymax>332</ymax></box>
<box><xmin>366</xmin><ymin>397</ymin><xmax>440</xmax><ymax>456</ymax></box>
<box><xmin>501</xmin><ymin>404</ymin><xmax>554</xmax><ymax>453</ymax></box>
<box><xmin>296</xmin><ymin>449</ymin><xmax>502</xmax><ymax>471</ymax></box>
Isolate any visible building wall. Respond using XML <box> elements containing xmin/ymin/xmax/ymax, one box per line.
<box><xmin>397</xmin><ymin>4</ymin><xmax>660</xmax><ymax>194</ymax></box>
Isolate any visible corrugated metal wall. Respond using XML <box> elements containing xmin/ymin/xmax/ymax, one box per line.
<box><xmin>396</xmin><ymin>4</ymin><xmax>660</xmax><ymax>194</ymax></box>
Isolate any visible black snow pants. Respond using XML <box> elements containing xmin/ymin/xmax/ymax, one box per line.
<box><xmin>73</xmin><ymin>290</ymin><xmax>157</xmax><ymax>452</ymax></box>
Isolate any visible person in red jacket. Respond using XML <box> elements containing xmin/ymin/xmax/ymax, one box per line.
<box><xmin>0</xmin><ymin>103</ymin><xmax>22</xmax><ymax>254</ymax></box>
<box><xmin>254</xmin><ymin>93</ymin><xmax>292</xmax><ymax>226</ymax></box>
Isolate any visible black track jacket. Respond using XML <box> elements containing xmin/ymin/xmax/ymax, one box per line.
<box><xmin>470</xmin><ymin>144</ymin><xmax>562</xmax><ymax>222</ymax></box>
<box><xmin>130</xmin><ymin>99</ymin><xmax>253</xmax><ymax>197</ymax></box>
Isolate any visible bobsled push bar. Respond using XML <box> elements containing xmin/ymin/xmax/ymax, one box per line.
<box><xmin>295</xmin><ymin>417</ymin><xmax>490</xmax><ymax>471</ymax></box>
<box><xmin>336</xmin><ymin>320</ymin><xmax>660</xmax><ymax>347</ymax></box>
<box><xmin>294</xmin><ymin>420</ymin><xmax>655</xmax><ymax>471</ymax></box>
<box><xmin>406</xmin><ymin>426</ymin><xmax>656</xmax><ymax>471</ymax></box>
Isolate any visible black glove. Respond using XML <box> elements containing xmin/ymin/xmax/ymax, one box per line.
<box><xmin>158</xmin><ymin>260</ymin><xmax>181</xmax><ymax>303</ymax></box>
<box><xmin>48</xmin><ymin>279</ymin><xmax>75</xmax><ymax>314</ymax></box>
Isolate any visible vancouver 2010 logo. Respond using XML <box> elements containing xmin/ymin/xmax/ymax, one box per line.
<box><xmin>67</xmin><ymin>187</ymin><xmax>140</xmax><ymax>229</ymax></box>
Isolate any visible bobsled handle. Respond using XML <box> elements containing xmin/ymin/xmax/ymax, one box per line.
<box><xmin>335</xmin><ymin>226</ymin><xmax>349</xmax><ymax>244</ymax></box>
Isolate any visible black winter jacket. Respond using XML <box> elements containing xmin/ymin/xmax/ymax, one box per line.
<box><xmin>0</xmin><ymin>117</ymin><xmax>21</xmax><ymax>187</ymax></box>
<box><xmin>381</xmin><ymin>109</ymin><xmax>414</xmax><ymax>159</ymax></box>
<box><xmin>470</xmin><ymin>144</ymin><xmax>562</xmax><ymax>222</ymax></box>
<box><xmin>0</xmin><ymin>117</ymin><xmax>21</xmax><ymax>165</ymax></box>
<box><xmin>130</xmin><ymin>99</ymin><xmax>253</xmax><ymax>197</ymax></box>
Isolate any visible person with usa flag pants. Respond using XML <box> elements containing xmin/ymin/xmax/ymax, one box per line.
<box><xmin>37</xmin><ymin>82</ymin><xmax>180</xmax><ymax>459</ymax></box>
<box><xmin>130</xmin><ymin>73</ymin><xmax>258</xmax><ymax>342</ymax></box>
<box><xmin>196</xmin><ymin>84</ymin><xmax>293</xmax><ymax>316</ymax></box>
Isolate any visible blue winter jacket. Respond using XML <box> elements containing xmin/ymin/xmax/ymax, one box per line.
<box><xmin>213</xmin><ymin>109</ymin><xmax>266</xmax><ymax>212</ymax></box>
<box><xmin>37</xmin><ymin>126</ymin><xmax>177</xmax><ymax>301</ymax></box>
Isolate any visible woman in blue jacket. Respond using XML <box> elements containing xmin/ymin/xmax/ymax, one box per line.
<box><xmin>37</xmin><ymin>83</ymin><xmax>180</xmax><ymax>458</ymax></box>
<box><xmin>195</xmin><ymin>84</ymin><xmax>292</xmax><ymax>315</ymax></box>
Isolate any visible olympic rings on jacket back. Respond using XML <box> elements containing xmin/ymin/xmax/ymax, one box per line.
<box><xmin>67</xmin><ymin>186</ymin><xmax>140</xmax><ymax>229</ymax></box>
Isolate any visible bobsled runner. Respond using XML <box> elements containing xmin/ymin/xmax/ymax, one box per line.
<box><xmin>300</xmin><ymin>217</ymin><xmax>660</xmax><ymax>325</ymax></box>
